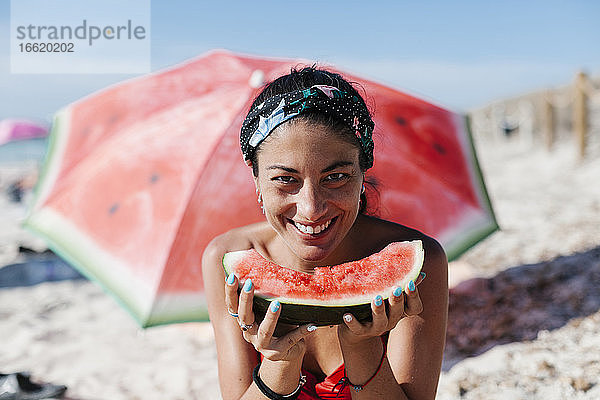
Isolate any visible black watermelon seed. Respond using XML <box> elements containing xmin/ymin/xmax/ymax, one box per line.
<box><xmin>433</xmin><ymin>143</ymin><xmax>446</xmax><ymax>155</ymax></box>
<box><xmin>395</xmin><ymin>117</ymin><xmax>407</xmax><ymax>125</ymax></box>
<box><xmin>108</xmin><ymin>114</ymin><xmax>120</xmax><ymax>124</ymax></box>
<box><xmin>108</xmin><ymin>203</ymin><xmax>119</xmax><ymax>215</ymax></box>
<box><xmin>150</xmin><ymin>174</ymin><xmax>159</xmax><ymax>183</ymax></box>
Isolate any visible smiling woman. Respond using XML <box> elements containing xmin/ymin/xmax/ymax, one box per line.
<box><xmin>202</xmin><ymin>66</ymin><xmax>448</xmax><ymax>400</ymax></box>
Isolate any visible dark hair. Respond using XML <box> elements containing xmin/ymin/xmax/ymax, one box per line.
<box><xmin>248</xmin><ymin>66</ymin><xmax>378</xmax><ymax>214</ymax></box>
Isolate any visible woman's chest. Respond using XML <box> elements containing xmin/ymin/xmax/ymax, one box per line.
<box><xmin>302</xmin><ymin>326</ymin><xmax>343</xmax><ymax>380</ymax></box>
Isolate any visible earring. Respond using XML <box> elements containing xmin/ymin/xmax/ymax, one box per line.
<box><xmin>358</xmin><ymin>184</ymin><xmax>365</xmax><ymax>210</ymax></box>
<box><xmin>257</xmin><ymin>192</ymin><xmax>265</xmax><ymax>215</ymax></box>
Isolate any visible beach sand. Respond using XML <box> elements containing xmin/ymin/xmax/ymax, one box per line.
<box><xmin>1</xmin><ymin>134</ymin><xmax>599</xmax><ymax>399</ymax></box>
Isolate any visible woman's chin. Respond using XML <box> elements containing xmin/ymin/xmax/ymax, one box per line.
<box><xmin>287</xmin><ymin>243</ymin><xmax>337</xmax><ymax>266</ymax></box>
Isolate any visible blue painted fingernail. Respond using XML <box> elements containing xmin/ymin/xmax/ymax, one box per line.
<box><xmin>270</xmin><ymin>300</ymin><xmax>280</xmax><ymax>313</ymax></box>
<box><xmin>344</xmin><ymin>314</ymin><xmax>353</xmax><ymax>322</ymax></box>
<box><xmin>408</xmin><ymin>280</ymin><xmax>416</xmax><ymax>292</ymax></box>
<box><xmin>243</xmin><ymin>279</ymin><xmax>253</xmax><ymax>293</ymax></box>
<box><xmin>420</xmin><ymin>271</ymin><xmax>427</xmax><ymax>280</ymax></box>
<box><xmin>307</xmin><ymin>324</ymin><xmax>317</xmax><ymax>332</ymax></box>
<box><xmin>226</xmin><ymin>274</ymin><xmax>235</xmax><ymax>285</ymax></box>
<box><xmin>393</xmin><ymin>287</ymin><xmax>403</xmax><ymax>297</ymax></box>
<box><xmin>374</xmin><ymin>295</ymin><xmax>383</xmax><ymax>306</ymax></box>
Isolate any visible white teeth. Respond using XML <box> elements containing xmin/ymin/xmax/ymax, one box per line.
<box><xmin>294</xmin><ymin>219</ymin><xmax>332</xmax><ymax>235</ymax></box>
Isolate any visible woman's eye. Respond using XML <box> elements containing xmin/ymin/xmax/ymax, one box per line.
<box><xmin>272</xmin><ymin>176</ymin><xmax>296</xmax><ymax>184</ymax></box>
<box><xmin>325</xmin><ymin>173</ymin><xmax>348</xmax><ymax>181</ymax></box>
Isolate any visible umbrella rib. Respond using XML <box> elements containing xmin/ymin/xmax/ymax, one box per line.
<box><xmin>146</xmin><ymin>97</ymin><xmax>252</xmax><ymax>325</ymax></box>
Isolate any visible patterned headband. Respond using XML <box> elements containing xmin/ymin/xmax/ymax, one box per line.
<box><xmin>240</xmin><ymin>84</ymin><xmax>375</xmax><ymax>169</ymax></box>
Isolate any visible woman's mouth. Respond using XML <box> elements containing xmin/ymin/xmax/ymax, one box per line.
<box><xmin>290</xmin><ymin>217</ymin><xmax>336</xmax><ymax>236</ymax></box>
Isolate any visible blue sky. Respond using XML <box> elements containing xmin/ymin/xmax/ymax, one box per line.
<box><xmin>1</xmin><ymin>0</ymin><xmax>599</xmax><ymax>122</ymax></box>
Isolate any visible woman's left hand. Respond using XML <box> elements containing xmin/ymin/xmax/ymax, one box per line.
<box><xmin>338</xmin><ymin>272</ymin><xmax>425</xmax><ymax>345</ymax></box>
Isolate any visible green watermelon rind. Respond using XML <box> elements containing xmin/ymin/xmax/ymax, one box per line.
<box><xmin>222</xmin><ymin>241</ymin><xmax>424</xmax><ymax>326</ymax></box>
<box><xmin>252</xmin><ymin>298</ymin><xmax>374</xmax><ymax>326</ymax></box>
<box><xmin>24</xmin><ymin>208</ymin><xmax>153</xmax><ymax>323</ymax></box>
<box><xmin>443</xmin><ymin>114</ymin><xmax>499</xmax><ymax>261</ymax></box>
<box><xmin>25</xmin><ymin>208</ymin><xmax>212</xmax><ymax>328</ymax></box>
<box><xmin>27</xmin><ymin>107</ymin><xmax>70</xmax><ymax>214</ymax></box>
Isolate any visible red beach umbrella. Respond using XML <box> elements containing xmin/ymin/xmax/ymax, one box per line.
<box><xmin>25</xmin><ymin>50</ymin><xmax>497</xmax><ymax>327</ymax></box>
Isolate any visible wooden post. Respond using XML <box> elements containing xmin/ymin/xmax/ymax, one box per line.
<box><xmin>544</xmin><ymin>91</ymin><xmax>555</xmax><ymax>151</ymax></box>
<box><xmin>573</xmin><ymin>71</ymin><xmax>588</xmax><ymax>158</ymax></box>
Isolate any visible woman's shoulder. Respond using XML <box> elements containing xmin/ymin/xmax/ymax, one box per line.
<box><xmin>357</xmin><ymin>214</ymin><xmax>445</xmax><ymax>258</ymax></box>
<box><xmin>354</xmin><ymin>215</ymin><xmax>447</xmax><ymax>281</ymax></box>
<box><xmin>202</xmin><ymin>221</ymin><xmax>274</xmax><ymax>270</ymax></box>
<box><xmin>359</xmin><ymin>214</ymin><xmax>448</xmax><ymax>306</ymax></box>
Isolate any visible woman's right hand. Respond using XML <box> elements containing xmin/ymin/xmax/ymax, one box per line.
<box><xmin>224</xmin><ymin>274</ymin><xmax>317</xmax><ymax>363</ymax></box>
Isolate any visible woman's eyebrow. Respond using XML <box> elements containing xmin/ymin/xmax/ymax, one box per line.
<box><xmin>266</xmin><ymin>165</ymin><xmax>298</xmax><ymax>173</ymax></box>
<box><xmin>266</xmin><ymin>161</ymin><xmax>353</xmax><ymax>173</ymax></box>
<box><xmin>322</xmin><ymin>161</ymin><xmax>353</xmax><ymax>173</ymax></box>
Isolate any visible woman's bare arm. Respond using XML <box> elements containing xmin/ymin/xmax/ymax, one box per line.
<box><xmin>386</xmin><ymin>237</ymin><xmax>448</xmax><ymax>399</ymax></box>
<box><xmin>202</xmin><ymin>231</ymin><xmax>316</xmax><ymax>400</ymax></box>
<box><xmin>202</xmin><ymin>233</ymin><xmax>259</xmax><ymax>399</ymax></box>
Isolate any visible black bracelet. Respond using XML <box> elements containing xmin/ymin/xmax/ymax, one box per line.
<box><xmin>252</xmin><ymin>362</ymin><xmax>306</xmax><ymax>400</ymax></box>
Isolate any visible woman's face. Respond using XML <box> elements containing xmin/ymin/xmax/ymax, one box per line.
<box><xmin>254</xmin><ymin>119</ymin><xmax>363</xmax><ymax>266</ymax></box>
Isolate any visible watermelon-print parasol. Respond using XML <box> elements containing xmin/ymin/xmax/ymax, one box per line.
<box><xmin>25</xmin><ymin>50</ymin><xmax>497</xmax><ymax>327</ymax></box>
<box><xmin>0</xmin><ymin>118</ymin><xmax>48</xmax><ymax>146</ymax></box>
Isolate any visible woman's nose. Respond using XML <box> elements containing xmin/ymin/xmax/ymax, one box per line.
<box><xmin>296</xmin><ymin>183</ymin><xmax>326</xmax><ymax>220</ymax></box>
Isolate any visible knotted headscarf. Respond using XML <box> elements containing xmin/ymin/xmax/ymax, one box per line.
<box><xmin>240</xmin><ymin>84</ymin><xmax>375</xmax><ymax>169</ymax></box>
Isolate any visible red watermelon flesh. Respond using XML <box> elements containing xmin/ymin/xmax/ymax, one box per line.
<box><xmin>222</xmin><ymin>241</ymin><xmax>424</xmax><ymax>325</ymax></box>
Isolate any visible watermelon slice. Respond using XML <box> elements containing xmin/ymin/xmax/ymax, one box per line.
<box><xmin>222</xmin><ymin>240</ymin><xmax>424</xmax><ymax>326</ymax></box>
